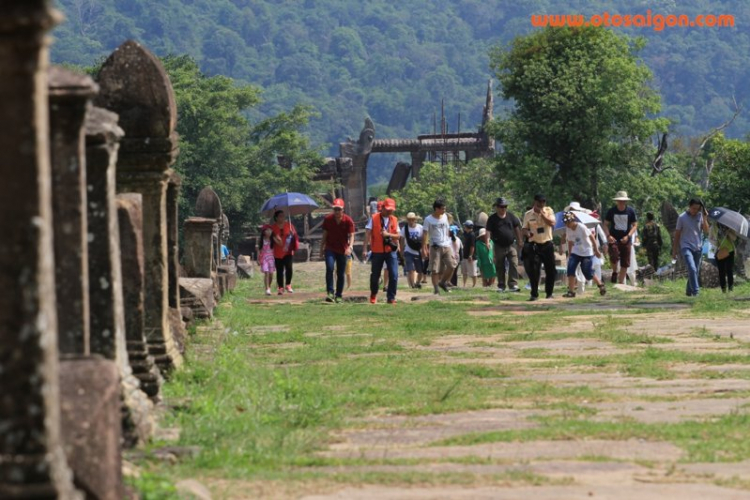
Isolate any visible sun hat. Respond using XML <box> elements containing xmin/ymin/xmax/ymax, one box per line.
<box><xmin>406</xmin><ymin>212</ymin><xmax>417</xmax><ymax>220</ymax></box>
<box><xmin>477</xmin><ymin>228</ymin><xmax>487</xmax><ymax>237</ymax></box>
<box><xmin>563</xmin><ymin>211</ymin><xmax>578</xmax><ymax>224</ymax></box>
<box><xmin>563</xmin><ymin>201</ymin><xmax>592</xmax><ymax>214</ymax></box>
<box><xmin>613</xmin><ymin>191</ymin><xmax>631</xmax><ymax>201</ymax></box>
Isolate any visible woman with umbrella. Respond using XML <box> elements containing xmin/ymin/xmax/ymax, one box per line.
<box><xmin>708</xmin><ymin>206</ymin><xmax>748</xmax><ymax>293</ymax></box>
<box><xmin>271</xmin><ymin>210</ymin><xmax>298</xmax><ymax>295</ymax></box>
<box><xmin>261</xmin><ymin>192</ymin><xmax>319</xmax><ymax>295</ymax></box>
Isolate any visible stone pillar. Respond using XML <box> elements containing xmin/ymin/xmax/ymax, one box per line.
<box><xmin>410</xmin><ymin>151</ymin><xmax>426</xmax><ymax>180</ymax></box>
<box><xmin>95</xmin><ymin>40</ymin><xmax>183</xmax><ymax>373</ymax></box>
<box><xmin>166</xmin><ymin>171</ymin><xmax>187</xmax><ymax>360</ymax></box>
<box><xmin>166</xmin><ymin>171</ymin><xmax>181</xmax><ymax>310</ymax></box>
<box><xmin>184</xmin><ymin>218</ymin><xmax>217</xmax><ymax>278</ymax></box>
<box><xmin>117</xmin><ymin>193</ymin><xmax>163</xmax><ymax>401</ymax></box>
<box><xmin>85</xmin><ymin>106</ymin><xmax>154</xmax><ymax>446</ymax></box>
<box><xmin>0</xmin><ymin>2</ymin><xmax>80</xmax><ymax>497</ymax></box>
<box><xmin>49</xmin><ymin>66</ymin><xmax>97</xmax><ymax>356</ymax></box>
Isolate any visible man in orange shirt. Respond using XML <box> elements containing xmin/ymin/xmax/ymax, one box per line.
<box><xmin>363</xmin><ymin>198</ymin><xmax>400</xmax><ymax>304</ymax></box>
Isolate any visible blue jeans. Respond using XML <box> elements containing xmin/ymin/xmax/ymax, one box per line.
<box><xmin>325</xmin><ymin>249</ymin><xmax>348</xmax><ymax>297</ymax></box>
<box><xmin>682</xmin><ymin>248</ymin><xmax>702</xmax><ymax>296</ymax></box>
<box><xmin>370</xmin><ymin>251</ymin><xmax>399</xmax><ymax>301</ymax></box>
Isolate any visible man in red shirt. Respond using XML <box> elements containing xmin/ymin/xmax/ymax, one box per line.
<box><xmin>321</xmin><ymin>198</ymin><xmax>355</xmax><ymax>302</ymax></box>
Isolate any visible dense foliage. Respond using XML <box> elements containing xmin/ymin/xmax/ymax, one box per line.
<box><xmin>161</xmin><ymin>56</ymin><xmax>324</xmax><ymax>240</ymax></box>
<box><xmin>390</xmin><ymin>159</ymin><xmax>498</xmax><ymax>223</ymax></box>
<box><xmin>490</xmin><ymin>26</ymin><xmax>668</xmax><ymax>208</ymax></box>
<box><xmin>52</xmin><ymin>0</ymin><xmax>750</xmax><ymax>185</ymax></box>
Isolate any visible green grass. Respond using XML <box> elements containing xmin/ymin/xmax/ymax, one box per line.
<box><xmin>433</xmin><ymin>412</ymin><xmax>750</xmax><ymax>462</ymax></box>
<box><xmin>140</xmin><ymin>264</ymin><xmax>750</xmax><ymax>493</ymax></box>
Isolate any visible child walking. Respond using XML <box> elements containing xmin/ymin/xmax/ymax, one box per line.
<box><xmin>259</xmin><ymin>225</ymin><xmax>276</xmax><ymax>295</ymax></box>
<box><xmin>562</xmin><ymin>212</ymin><xmax>606</xmax><ymax>297</ymax></box>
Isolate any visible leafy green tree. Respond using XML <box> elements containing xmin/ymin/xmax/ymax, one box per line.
<box><xmin>391</xmin><ymin>159</ymin><xmax>498</xmax><ymax>222</ymax></box>
<box><xmin>163</xmin><ymin>55</ymin><xmax>324</xmax><ymax>242</ymax></box>
<box><xmin>707</xmin><ymin>134</ymin><xmax>750</xmax><ymax>213</ymax></box>
<box><xmin>489</xmin><ymin>26</ymin><xmax>668</xmax><ymax>207</ymax></box>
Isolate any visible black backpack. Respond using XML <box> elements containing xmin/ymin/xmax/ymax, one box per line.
<box><xmin>405</xmin><ymin>227</ymin><xmax>422</xmax><ymax>251</ymax></box>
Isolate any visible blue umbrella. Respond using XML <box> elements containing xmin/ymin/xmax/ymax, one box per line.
<box><xmin>553</xmin><ymin>210</ymin><xmax>600</xmax><ymax>236</ymax></box>
<box><xmin>260</xmin><ymin>192</ymin><xmax>319</xmax><ymax>218</ymax></box>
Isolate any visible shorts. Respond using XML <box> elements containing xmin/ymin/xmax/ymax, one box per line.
<box><xmin>404</xmin><ymin>252</ymin><xmax>423</xmax><ymax>273</ymax></box>
<box><xmin>429</xmin><ymin>245</ymin><xmax>456</xmax><ymax>275</ymax></box>
<box><xmin>567</xmin><ymin>253</ymin><xmax>594</xmax><ymax>281</ymax></box>
<box><xmin>461</xmin><ymin>259</ymin><xmax>478</xmax><ymax>277</ymax></box>
<box><xmin>608</xmin><ymin>241</ymin><xmax>632</xmax><ymax>268</ymax></box>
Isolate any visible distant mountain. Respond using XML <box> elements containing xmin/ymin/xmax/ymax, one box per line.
<box><xmin>52</xmin><ymin>0</ymin><xmax>750</xmax><ymax>183</ymax></box>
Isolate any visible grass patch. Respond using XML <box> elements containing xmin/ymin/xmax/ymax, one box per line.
<box><xmin>433</xmin><ymin>412</ymin><xmax>750</xmax><ymax>462</ymax></box>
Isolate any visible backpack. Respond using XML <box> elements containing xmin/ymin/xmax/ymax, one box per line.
<box><xmin>405</xmin><ymin>226</ymin><xmax>422</xmax><ymax>251</ymax></box>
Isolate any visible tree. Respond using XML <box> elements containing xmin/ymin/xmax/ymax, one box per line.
<box><xmin>391</xmin><ymin>159</ymin><xmax>498</xmax><ymax>222</ymax></box>
<box><xmin>163</xmin><ymin>55</ymin><xmax>324</xmax><ymax>243</ymax></box>
<box><xmin>707</xmin><ymin>134</ymin><xmax>750</xmax><ymax>213</ymax></box>
<box><xmin>489</xmin><ymin>26</ymin><xmax>668</xmax><ymax>208</ymax></box>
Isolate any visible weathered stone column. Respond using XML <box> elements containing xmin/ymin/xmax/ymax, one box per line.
<box><xmin>85</xmin><ymin>106</ymin><xmax>154</xmax><ymax>446</ymax></box>
<box><xmin>117</xmin><ymin>193</ymin><xmax>163</xmax><ymax>401</ymax></box>
<box><xmin>184</xmin><ymin>218</ymin><xmax>217</xmax><ymax>278</ymax></box>
<box><xmin>0</xmin><ymin>2</ymin><xmax>79</xmax><ymax>497</ymax></box>
<box><xmin>96</xmin><ymin>40</ymin><xmax>183</xmax><ymax>373</ymax></box>
<box><xmin>49</xmin><ymin>66</ymin><xmax>97</xmax><ymax>356</ymax></box>
<box><xmin>166</xmin><ymin>171</ymin><xmax>187</xmax><ymax>356</ymax></box>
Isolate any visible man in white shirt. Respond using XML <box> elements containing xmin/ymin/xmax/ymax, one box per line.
<box><xmin>422</xmin><ymin>199</ymin><xmax>456</xmax><ymax>294</ymax></box>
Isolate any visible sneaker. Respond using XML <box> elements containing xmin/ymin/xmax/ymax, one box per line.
<box><xmin>387</xmin><ymin>299</ymin><xmax>396</xmax><ymax>305</ymax></box>
<box><xmin>546</xmin><ymin>294</ymin><xmax>555</xmax><ymax>299</ymax></box>
<box><xmin>277</xmin><ymin>287</ymin><xmax>284</xmax><ymax>295</ymax></box>
<box><xmin>496</xmin><ymin>287</ymin><xmax>506</xmax><ymax>293</ymax></box>
<box><xmin>562</xmin><ymin>290</ymin><xmax>576</xmax><ymax>298</ymax></box>
<box><xmin>369</xmin><ymin>295</ymin><xmax>377</xmax><ymax>304</ymax></box>
<box><xmin>508</xmin><ymin>286</ymin><xmax>521</xmax><ymax>293</ymax></box>
<box><xmin>611</xmin><ymin>272</ymin><xmax>618</xmax><ymax>284</ymax></box>
<box><xmin>415</xmin><ymin>282</ymin><xmax>422</xmax><ymax>289</ymax></box>
<box><xmin>265</xmin><ymin>288</ymin><xmax>271</xmax><ymax>296</ymax></box>
<box><xmin>335</xmin><ymin>296</ymin><xmax>342</xmax><ymax>303</ymax></box>
<box><xmin>325</xmin><ymin>293</ymin><xmax>334</xmax><ymax>303</ymax></box>
<box><xmin>439</xmin><ymin>282</ymin><xmax>451</xmax><ymax>293</ymax></box>
<box><xmin>528</xmin><ymin>296</ymin><xmax>539</xmax><ymax>302</ymax></box>
<box><xmin>285</xmin><ymin>285</ymin><xmax>294</xmax><ymax>293</ymax></box>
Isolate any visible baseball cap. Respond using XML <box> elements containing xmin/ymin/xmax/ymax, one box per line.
<box><xmin>534</xmin><ymin>193</ymin><xmax>546</xmax><ymax>202</ymax></box>
<box><xmin>332</xmin><ymin>198</ymin><xmax>345</xmax><ymax>209</ymax></box>
<box><xmin>494</xmin><ymin>197</ymin><xmax>509</xmax><ymax>207</ymax></box>
<box><xmin>383</xmin><ymin>198</ymin><xmax>396</xmax><ymax>210</ymax></box>
<box><xmin>463</xmin><ymin>220</ymin><xmax>474</xmax><ymax>227</ymax></box>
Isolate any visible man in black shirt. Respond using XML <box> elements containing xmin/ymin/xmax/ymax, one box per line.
<box><xmin>485</xmin><ymin>197</ymin><xmax>523</xmax><ymax>292</ymax></box>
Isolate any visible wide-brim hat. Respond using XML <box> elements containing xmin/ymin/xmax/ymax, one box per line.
<box><xmin>613</xmin><ymin>191</ymin><xmax>631</xmax><ymax>201</ymax></box>
<box><xmin>406</xmin><ymin>212</ymin><xmax>417</xmax><ymax>220</ymax></box>
<box><xmin>477</xmin><ymin>228</ymin><xmax>487</xmax><ymax>237</ymax></box>
<box><xmin>564</xmin><ymin>201</ymin><xmax>592</xmax><ymax>214</ymax></box>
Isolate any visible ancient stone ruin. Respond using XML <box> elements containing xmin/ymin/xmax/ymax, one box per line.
<box><xmin>0</xmin><ymin>3</ymin><xmax>236</xmax><ymax>496</ymax></box>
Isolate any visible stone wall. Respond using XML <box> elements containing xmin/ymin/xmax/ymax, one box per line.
<box><xmin>0</xmin><ymin>7</ymin><xmax>230</xmax><ymax>495</ymax></box>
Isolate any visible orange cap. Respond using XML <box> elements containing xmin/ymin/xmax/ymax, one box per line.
<box><xmin>383</xmin><ymin>198</ymin><xmax>396</xmax><ymax>210</ymax></box>
<box><xmin>332</xmin><ymin>198</ymin><xmax>345</xmax><ymax>209</ymax></box>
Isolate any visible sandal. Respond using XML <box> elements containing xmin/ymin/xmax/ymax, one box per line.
<box><xmin>598</xmin><ymin>284</ymin><xmax>607</xmax><ymax>296</ymax></box>
<box><xmin>562</xmin><ymin>290</ymin><xmax>576</xmax><ymax>298</ymax></box>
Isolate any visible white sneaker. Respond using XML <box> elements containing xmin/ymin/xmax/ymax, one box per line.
<box><xmin>265</xmin><ymin>288</ymin><xmax>271</xmax><ymax>296</ymax></box>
